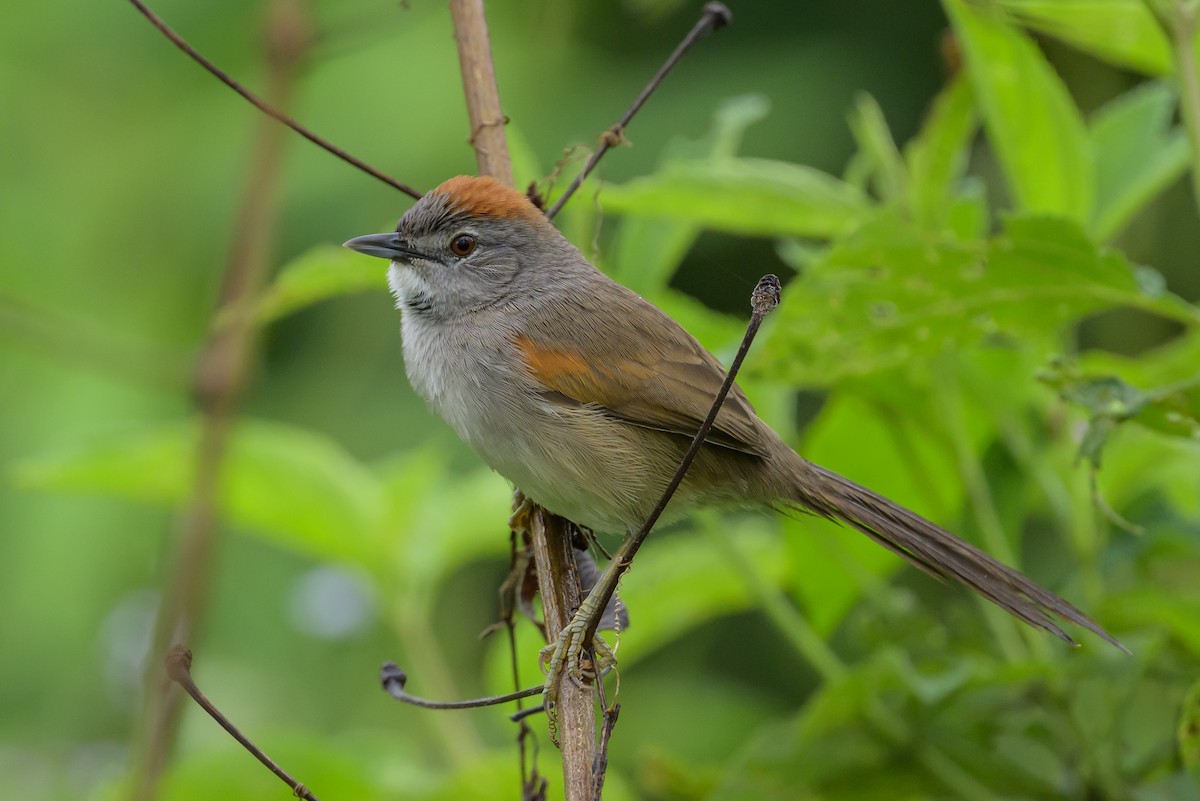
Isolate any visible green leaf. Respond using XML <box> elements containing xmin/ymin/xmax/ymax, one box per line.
<box><xmin>848</xmin><ymin>93</ymin><xmax>907</xmax><ymax>203</ymax></box>
<box><xmin>784</xmin><ymin>390</ymin><xmax>967</xmax><ymax>635</ymax></box>
<box><xmin>1181</xmin><ymin>676</ymin><xmax>1200</xmax><ymax>771</ymax></box>
<box><xmin>601</xmin><ymin>157</ymin><xmax>874</xmax><ymax>240</ymax></box>
<box><xmin>997</xmin><ymin>0</ymin><xmax>1174</xmax><ymax>75</ymax></box>
<box><xmin>13</xmin><ymin>419</ymin><xmax>383</xmax><ymax>563</ymax></box>
<box><xmin>379</xmin><ymin>455</ymin><xmax>513</xmax><ymax>589</ymax></box>
<box><xmin>256</xmin><ymin>245</ymin><xmax>387</xmax><ymax>323</ymax></box>
<box><xmin>905</xmin><ymin>74</ymin><xmax>980</xmax><ymax>232</ymax></box>
<box><xmin>758</xmin><ymin>213</ymin><xmax>1198</xmax><ymax>387</ymax></box>
<box><xmin>615</xmin><ymin>522</ymin><xmax>789</xmax><ymax>664</ymax></box>
<box><xmin>1089</xmin><ymin>81</ymin><xmax>1191</xmax><ymax>240</ymax></box>
<box><xmin>944</xmin><ymin>0</ymin><xmax>1093</xmax><ymax>220</ymax></box>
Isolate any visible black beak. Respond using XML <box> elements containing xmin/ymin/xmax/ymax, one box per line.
<box><xmin>342</xmin><ymin>232</ymin><xmax>426</xmax><ymax>261</ymax></box>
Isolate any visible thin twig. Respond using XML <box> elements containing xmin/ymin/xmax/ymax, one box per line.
<box><xmin>165</xmin><ymin>647</ymin><xmax>323</xmax><ymax>801</ymax></box>
<box><xmin>591</xmin><ymin>704</ymin><xmax>620</xmax><ymax>801</ymax></box>
<box><xmin>545</xmin><ymin>2</ymin><xmax>732</xmax><ymax>219</ymax></box>
<box><xmin>127</xmin><ymin>0</ymin><xmax>421</xmax><ymax>199</ymax></box>
<box><xmin>379</xmin><ymin>662</ymin><xmax>543</xmax><ymax>709</ymax></box>
<box><xmin>512</xmin><ymin>705</ymin><xmax>548</xmax><ymax>723</ymax></box>
<box><xmin>581</xmin><ymin>274</ymin><xmax>781</xmax><ymax>646</ymax></box>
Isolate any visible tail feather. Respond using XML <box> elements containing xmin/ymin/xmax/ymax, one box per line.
<box><xmin>792</xmin><ymin>462</ymin><xmax>1128</xmax><ymax>653</ymax></box>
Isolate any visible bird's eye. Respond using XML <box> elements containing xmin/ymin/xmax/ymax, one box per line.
<box><xmin>449</xmin><ymin>233</ymin><xmax>477</xmax><ymax>257</ymax></box>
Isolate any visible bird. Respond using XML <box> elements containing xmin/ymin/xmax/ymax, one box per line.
<box><xmin>344</xmin><ymin>174</ymin><xmax>1124</xmax><ymax>656</ymax></box>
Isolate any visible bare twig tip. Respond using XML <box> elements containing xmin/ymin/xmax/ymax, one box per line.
<box><xmin>704</xmin><ymin>2</ymin><xmax>733</xmax><ymax>29</ymax></box>
<box><xmin>752</xmin><ymin>274</ymin><xmax>781</xmax><ymax>315</ymax></box>
<box><xmin>379</xmin><ymin>662</ymin><xmax>408</xmax><ymax>691</ymax></box>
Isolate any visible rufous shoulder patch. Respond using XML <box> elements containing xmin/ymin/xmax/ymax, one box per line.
<box><xmin>515</xmin><ymin>335</ymin><xmax>589</xmax><ymax>385</ymax></box>
<box><xmin>434</xmin><ymin>176</ymin><xmax>545</xmax><ymax>224</ymax></box>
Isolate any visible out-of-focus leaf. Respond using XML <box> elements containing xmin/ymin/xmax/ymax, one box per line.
<box><xmin>256</xmin><ymin>245</ymin><xmax>387</xmax><ymax>323</ymax></box>
<box><xmin>991</xmin><ymin>733</ymin><xmax>1068</xmax><ymax>790</ymax></box>
<box><xmin>655</xmin><ymin>289</ymin><xmax>747</xmax><ymax>353</ymax></box>
<box><xmin>601</xmin><ymin>158</ymin><xmax>874</xmax><ymax>239</ymax></box>
<box><xmin>784</xmin><ymin>388</ymin><xmax>969</xmax><ymax>635</ymax></box>
<box><xmin>1111</xmin><ymin>589</ymin><xmax>1200</xmax><ymax>658</ymax></box>
<box><xmin>905</xmin><ymin>74</ymin><xmax>979</xmax><ymax>232</ymax></box>
<box><xmin>944</xmin><ymin>0</ymin><xmax>1093</xmax><ymax>220</ymax></box>
<box><xmin>758</xmin><ymin>213</ymin><xmax>1200</xmax><ymax>387</ymax></box>
<box><xmin>154</xmin><ymin>734</ymin><xmax>407</xmax><ymax>801</ymax></box>
<box><xmin>13</xmin><ymin>419</ymin><xmax>383</xmax><ymax>564</ymax></box>
<box><xmin>506</xmin><ymin>122</ymin><xmax>544</xmax><ymax>196</ymax></box>
<box><xmin>947</xmin><ymin>178</ymin><xmax>990</xmax><ymax>240</ymax></box>
<box><xmin>1094</xmin><ymin>422</ymin><xmax>1200</xmax><ymax>515</ymax></box>
<box><xmin>1089</xmin><ymin>81</ymin><xmax>1190</xmax><ymax>240</ymax></box>
<box><xmin>1181</xmin><ymin>676</ymin><xmax>1200</xmax><ymax>771</ymax></box>
<box><xmin>997</xmin><ymin>0</ymin><xmax>1174</xmax><ymax>75</ymax></box>
<box><xmin>609</xmin><ymin>95</ymin><xmax>771</xmax><ymax>294</ymax></box>
<box><xmin>615</xmin><ymin>522</ymin><xmax>789</xmax><ymax>664</ymax></box>
<box><xmin>374</xmin><ymin>451</ymin><xmax>512</xmax><ymax>587</ymax></box>
<box><xmin>848</xmin><ymin>93</ymin><xmax>907</xmax><ymax>203</ymax></box>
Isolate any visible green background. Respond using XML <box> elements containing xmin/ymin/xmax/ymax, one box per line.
<box><xmin>2</xmin><ymin>0</ymin><xmax>1199</xmax><ymax>799</ymax></box>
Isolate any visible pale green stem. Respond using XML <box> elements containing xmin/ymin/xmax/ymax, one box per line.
<box><xmin>714</xmin><ymin>530</ymin><xmax>846</xmax><ymax>683</ymax></box>
<box><xmin>393</xmin><ymin>596</ymin><xmax>486</xmax><ymax>764</ymax></box>
<box><xmin>1172</xmin><ymin>4</ymin><xmax>1200</xmax><ymax>219</ymax></box>
<box><xmin>997</xmin><ymin>414</ymin><xmax>1103</xmax><ymax>610</ymax></box>
<box><xmin>933</xmin><ymin>372</ymin><xmax>1032</xmax><ymax>663</ymax></box>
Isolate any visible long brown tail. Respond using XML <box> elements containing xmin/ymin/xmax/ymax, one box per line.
<box><xmin>790</xmin><ymin>460</ymin><xmax>1128</xmax><ymax>652</ymax></box>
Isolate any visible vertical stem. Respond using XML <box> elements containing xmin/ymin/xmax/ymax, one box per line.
<box><xmin>128</xmin><ymin>2</ymin><xmax>308</xmax><ymax>798</ymax></box>
<box><xmin>449</xmin><ymin>0</ymin><xmax>513</xmax><ymax>185</ymax></box>
<box><xmin>529</xmin><ymin>511</ymin><xmax>597</xmax><ymax>801</ymax></box>
<box><xmin>933</xmin><ymin>366</ymin><xmax>1032</xmax><ymax>663</ymax></box>
<box><xmin>446</xmin><ymin>4</ymin><xmax>596</xmax><ymax>797</ymax></box>
<box><xmin>393</xmin><ymin>604</ymin><xmax>487</xmax><ymax>763</ymax></box>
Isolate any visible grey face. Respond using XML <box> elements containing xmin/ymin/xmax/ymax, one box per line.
<box><xmin>344</xmin><ymin>193</ymin><xmax>531</xmax><ymax>318</ymax></box>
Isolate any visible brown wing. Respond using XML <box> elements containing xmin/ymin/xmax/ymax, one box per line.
<box><xmin>515</xmin><ymin>287</ymin><xmax>770</xmax><ymax>457</ymax></box>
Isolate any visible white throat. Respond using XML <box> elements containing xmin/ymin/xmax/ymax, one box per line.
<box><xmin>387</xmin><ymin>263</ymin><xmax>430</xmax><ymax>310</ymax></box>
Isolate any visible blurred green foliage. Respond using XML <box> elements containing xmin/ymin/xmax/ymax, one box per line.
<box><xmin>3</xmin><ymin>0</ymin><xmax>1200</xmax><ymax>799</ymax></box>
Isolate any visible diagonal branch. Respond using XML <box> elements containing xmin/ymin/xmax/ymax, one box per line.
<box><xmin>581</xmin><ymin>275</ymin><xmax>780</xmax><ymax>646</ymax></box>
<box><xmin>166</xmin><ymin>647</ymin><xmax>323</xmax><ymax>801</ymax></box>
<box><xmin>545</xmin><ymin>2</ymin><xmax>732</xmax><ymax>219</ymax></box>
<box><xmin>128</xmin><ymin>0</ymin><xmax>421</xmax><ymax>199</ymax></box>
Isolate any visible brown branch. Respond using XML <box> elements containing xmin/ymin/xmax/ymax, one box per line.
<box><xmin>545</xmin><ymin>2</ymin><xmax>732</xmax><ymax>219</ymax></box>
<box><xmin>129</xmin><ymin>3</ymin><xmax>308</xmax><ymax>798</ymax></box>
<box><xmin>165</xmin><ymin>647</ymin><xmax>323</xmax><ymax>801</ymax></box>
<box><xmin>529</xmin><ymin>510</ymin><xmax>597</xmax><ymax>801</ymax></box>
<box><xmin>449</xmin><ymin>0</ymin><xmax>514</xmax><ymax>185</ymax></box>
<box><xmin>127</xmin><ymin>0</ymin><xmax>421</xmax><ymax>199</ymax></box>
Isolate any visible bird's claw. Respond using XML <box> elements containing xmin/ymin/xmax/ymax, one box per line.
<box><xmin>508</xmin><ymin>490</ymin><xmax>534</xmax><ymax>533</ymax></box>
<box><xmin>538</xmin><ymin>616</ymin><xmax>616</xmax><ymax>745</ymax></box>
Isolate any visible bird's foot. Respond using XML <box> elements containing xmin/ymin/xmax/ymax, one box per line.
<box><xmin>538</xmin><ymin>612</ymin><xmax>616</xmax><ymax>745</ymax></box>
<box><xmin>508</xmin><ymin>490</ymin><xmax>535</xmax><ymax>533</ymax></box>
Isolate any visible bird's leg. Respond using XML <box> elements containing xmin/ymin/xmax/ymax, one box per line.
<box><xmin>539</xmin><ymin>534</ymin><xmax>629</xmax><ymax>739</ymax></box>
